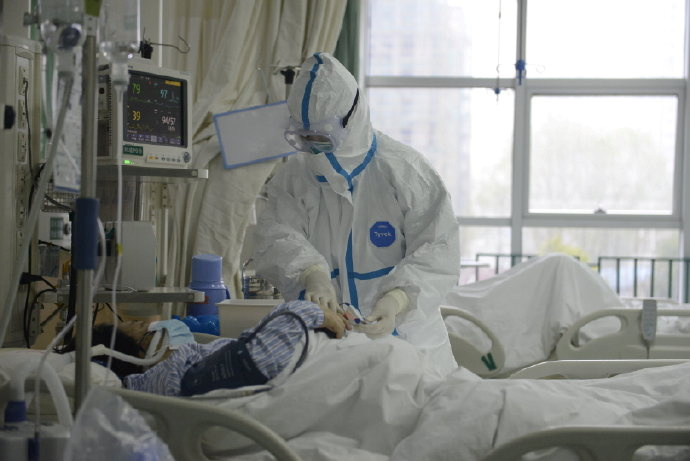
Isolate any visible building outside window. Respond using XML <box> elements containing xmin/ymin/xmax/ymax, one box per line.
<box><xmin>363</xmin><ymin>0</ymin><xmax>690</xmax><ymax>299</ymax></box>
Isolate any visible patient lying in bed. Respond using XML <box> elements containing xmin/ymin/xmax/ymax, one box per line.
<box><xmin>70</xmin><ymin>301</ymin><xmax>345</xmax><ymax>397</ymax></box>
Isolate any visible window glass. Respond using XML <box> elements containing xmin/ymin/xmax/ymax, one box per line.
<box><xmin>459</xmin><ymin>226</ymin><xmax>511</xmax><ymax>284</ymax></box>
<box><xmin>523</xmin><ymin>227</ymin><xmax>681</xmax><ymax>298</ymax></box>
<box><xmin>529</xmin><ymin>96</ymin><xmax>677</xmax><ymax>215</ymax></box>
<box><xmin>527</xmin><ymin>0</ymin><xmax>686</xmax><ymax>78</ymax></box>
<box><xmin>368</xmin><ymin>0</ymin><xmax>517</xmax><ymax>77</ymax></box>
<box><xmin>369</xmin><ymin>88</ymin><xmax>513</xmax><ymax>217</ymax></box>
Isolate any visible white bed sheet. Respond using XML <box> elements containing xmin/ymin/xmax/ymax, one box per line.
<box><xmin>443</xmin><ymin>254</ymin><xmax>624</xmax><ymax>373</ymax></box>
<box><xmin>184</xmin><ymin>330</ymin><xmax>690</xmax><ymax>461</ymax></box>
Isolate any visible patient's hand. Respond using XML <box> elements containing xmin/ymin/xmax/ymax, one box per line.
<box><xmin>321</xmin><ymin>309</ymin><xmax>350</xmax><ymax>338</ymax></box>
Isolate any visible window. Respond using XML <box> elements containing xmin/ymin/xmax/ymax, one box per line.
<box><xmin>364</xmin><ymin>0</ymin><xmax>690</xmax><ymax>298</ymax></box>
<box><xmin>368</xmin><ymin>88</ymin><xmax>513</xmax><ymax>217</ymax></box>
<box><xmin>529</xmin><ymin>95</ymin><xmax>677</xmax><ymax>215</ymax></box>
<box><xmin>527</xmin><ymin>0</ymin><xmax>686</xmax><ymax>79</ymax></box>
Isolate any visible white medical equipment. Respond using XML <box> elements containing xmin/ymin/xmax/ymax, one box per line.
<box><xmin>97</xmin><ymin>59</ymin><xmax>194</xmax><ymax>169</ymax></box>
<box><xmin>102</xmin><ymin>220</ymin><xmax>156</xmax><ymax>291</ymax></box>
<box><xmin>0</xmin><ymin>355</ymin><xmax>72</xmax><ymax>461</ymax></box>
<box><xmin>38</xmin><ymin>211</ymin><xmax>72</xmax><ymax>249</ymax></box>
<box><xmin>0</xmin><ymin>33</ymin><xmax>41</xmax><ymax>348</ymax></box>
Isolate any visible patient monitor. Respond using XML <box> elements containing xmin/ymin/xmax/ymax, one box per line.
<box><xmin>97</xmin><ymin>59</ymin><xmax>193</xmax><ymax>168</ymax></box>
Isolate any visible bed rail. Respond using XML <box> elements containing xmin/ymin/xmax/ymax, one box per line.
<box><xmin>441</xmin><ymin>306</ymin><xmax>506</xmax><ymax>377</ymax></box>
<box><xmin>108</xmin><ymin>387</ymin><xmax>301</xmax><ymax>461</ymax></box>
<box><xmin>481</xmin><ymin>425</ymin><xmax>690</xmax><ymax>461</ymax></box>
<box><xmin>554</xmin><ymin>308</ymin><xmax>690</xmax><ymax>361</ymax></box>
<box><xmin>509</xmin><ymin>359</ymin><xmax>689</xmax><ymax>379</ymax></box>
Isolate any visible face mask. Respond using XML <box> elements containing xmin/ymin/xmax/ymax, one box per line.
<box><xmin>148</xmin><ymin>319</ymin><xmax>195</xmax><ymax>349</ymax></box>
<box><xmin>308</xmin><ymin>141</ymin><xmax>334</xmax><ymax>154</ymax></box>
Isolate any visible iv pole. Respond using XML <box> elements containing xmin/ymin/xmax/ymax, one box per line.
<box><xmin>73</xmin><ymin>11</ymin><xmax>100</xmax><ymax>411</ymax></box>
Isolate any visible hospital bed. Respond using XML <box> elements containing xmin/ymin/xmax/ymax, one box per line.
<box><xmin>441</xmin><ymin>253</ymin><xmax>690</xmax><ymax>377</ymax></box>
<box><xmin>1</xmin><ymin>339</ymin><xmax>688</xmax><ymax>461</ymax></box>
<box><xmin>442</xmin><ymin>304</ymin><xmax>690</xmax><ymax>378</ymax></box>
<box><xmin>109</xmin><ymin>357</ymin><xmax>690</xmax><ymax>461</ymax></box>
<box><xmin>108</xmin><ymin>388</ymin><xmax>690</xmax><ymax>461</ymax></box>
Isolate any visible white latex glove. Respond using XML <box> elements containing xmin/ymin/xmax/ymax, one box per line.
<box><xmin>357</xmin><ymin>289</ymin><xmax>409</xmax><ymax>339</ymax></box>
<box><xmin>301</xmin><ymin>265</ymin><xmax>339</xmax><ymax>312</ymax></box>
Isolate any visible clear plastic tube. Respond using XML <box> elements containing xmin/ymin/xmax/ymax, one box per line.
<box><xmin>104</xmin><ymin>83</ymin><xmax>126</xmax><ymax>385</ymax></box>
<box><xmin>90</xmin><ymin>332</ymin><xmax>169</xmax><ymax>367</ymax></box>
<box><xmin>10</xmin><ymin>358</ymin><xmax>73</xmax><ymax>428</ymax></box>
<box><xmin>92</xmin><ymin>218</ymin><xmax>106</xmax><ymax>290</ymax></box>
<box><xmin>34</xmin><ymin>313</ymin><xmax>77</xmax><ymax>434</ymax></box>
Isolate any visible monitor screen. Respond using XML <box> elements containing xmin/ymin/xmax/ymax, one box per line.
<box><xmin>124</xmin><ymin>71</ymin><xmax>186</xmax><ymax>147</ymax></box>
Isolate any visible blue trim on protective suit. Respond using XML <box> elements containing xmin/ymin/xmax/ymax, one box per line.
<box><xmin>316</xmin><ymin>175</ymin><xmax>327</xmax><ymax>183</ymax></box>
<box><xmin>350</xmin><ymin>135</ymin><xmax>377</xmax><ymax>180</ymax></box>
<box><xmin>301</xmin><ymin>53</ymin><xmax>323</xmax><ymax>130</ymax></box>
<box><xmin>324</xmin><ymin>135</ymin><xmax>377</xmax><ymax>192</ymax></box>
<box><xmin>325</xmin><ymin>153</ymin><xmax>351</xmax><ymax>189</ymax></box>
<box><xmin>331</xmin><ymin>268</ymin><xmax>339</xmax><ymax>278</ymax></box>
<box><xmin>346</xmin><ymin>232</ymin><xmax>358</xmax><ymax>308</ymax></box>
<box><xmin>349</xmin><ymin>266</ymin><xmax>394</xmax><ymax>280</ymax></box>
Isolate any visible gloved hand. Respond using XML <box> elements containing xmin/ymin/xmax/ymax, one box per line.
<box><xmin>356</xmin><ymin>289</ymin><xmax>409</xmax><ymax>339</ymax></box>
<box><xmin>301</xmin><ymin>265</ymin><xmax>339</xmax><ymax>313</ymax></box>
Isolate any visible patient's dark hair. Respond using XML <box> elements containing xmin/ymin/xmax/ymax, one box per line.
<box><xmin>57</xmin><ymin>324</ymin><xmax>145</xmax><ymax>378</ymax></box>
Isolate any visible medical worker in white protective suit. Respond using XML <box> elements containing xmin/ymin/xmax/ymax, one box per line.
<box><xmin>253</xmin><ymin>53</ymin><xmax>460</xmax><ymax>376</ymax></box>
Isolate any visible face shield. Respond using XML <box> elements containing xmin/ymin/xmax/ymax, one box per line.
<box><xmin>285</xmin><ymin>89</ymin><xmax>359</xmax><ymax>154</ymax></box>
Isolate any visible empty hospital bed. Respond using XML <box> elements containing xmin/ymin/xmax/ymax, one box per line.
<box><xmin>442</xmin><ymin>253</ymin><xmax>690</xmax><ymax>377</ymax></box>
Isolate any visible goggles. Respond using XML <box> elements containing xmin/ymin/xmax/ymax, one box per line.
<box><xmin>284</xmin><ymin>116</ymin><xmax>345</xmax><ymax>153</ymax></box>
<box><xmin>284</xmin><ymin>90</ymin><xmax>359</xmax><ymax>154</ymax></box>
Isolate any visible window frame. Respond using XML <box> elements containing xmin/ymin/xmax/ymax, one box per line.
<box><xmin>361</xmin><ymin>0</ymin><xmax>690</xmax><ymax>276</ymax></box>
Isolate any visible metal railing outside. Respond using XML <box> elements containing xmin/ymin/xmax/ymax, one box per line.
<box><xmin>464</xmin><ymin>253</ymin><xmax>689</xmax><ymax>303</ymax></box>
<box><xmin>597</xmin><ymin>256</ymin><xmax>690</xmax><ymax>303</ymax></box>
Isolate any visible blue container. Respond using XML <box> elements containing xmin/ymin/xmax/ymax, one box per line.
<box><xmin>176</xmin><ymin>314</ymin><xmax>220</xmax><ymax>336</ymax></box>
<box><xmin>187</xmin><ymin>254</ymin><xmax>229</xmax><ymax>319</ymax></box>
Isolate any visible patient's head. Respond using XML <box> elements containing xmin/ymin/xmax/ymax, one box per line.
<box><xmin>58</xmin><ymin>321</ymin><xmax>151</xmax><ymax>377</ymax></box>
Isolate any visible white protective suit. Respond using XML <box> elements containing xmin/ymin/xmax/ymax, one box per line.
<box><xmin>253</xmin><ymin>53</ymin><xmax>460</xmax><ymax>376</ymax></box>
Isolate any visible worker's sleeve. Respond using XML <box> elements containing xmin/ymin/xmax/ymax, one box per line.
<box><xmin>252</xmin><ymin>162</ymin><xmax>331</xmax><ymax>300</ymax></box>
<box><xmin>376</xmin><ymin>163</ymin><xmax>460</xmax><ymax>318</ymax></box>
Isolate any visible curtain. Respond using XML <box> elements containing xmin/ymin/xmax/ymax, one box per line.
<box><xmin>159</xmin><ymin>0</ymin><xmax>347</xmax><ymax>306</ymax></box>
<box><xmin>334</xmin><ymin>0</ymin><xmax>360</xmax><ymax>81</ymax></box>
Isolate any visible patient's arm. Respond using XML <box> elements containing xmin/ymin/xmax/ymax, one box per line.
<box><xmin>125</xmin><ymin>301</ymin><xmax>330</xmax><ymax>396</ymax></box>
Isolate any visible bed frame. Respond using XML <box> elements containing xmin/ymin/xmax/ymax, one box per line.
<box><xmin>108</xmin><ymin>387</ymin><xmax>300</xmax><ymax>461</ymax></box>
<box><xmin>555</xmin><ymin>308</ymin><xmax>690</xmax><ymax>360</ymax></box>
<box><xmin>111</xmin><ymin>369</ymin><xmax>690</xmax><ymax>461</ymax></box>
<box><xmin>481</xmin><ymin>425</ymin><xmax>690</xmax><ymax>461</ymax></box>
<box><xmin>441</xmin><ymin>305</ymin><xmax>507</xmax><ymax>378</ymax></box>
<box><xmin>442</xmin><ymin>305</ymin><xmax>690</xmax><ymax>377</ymax></box>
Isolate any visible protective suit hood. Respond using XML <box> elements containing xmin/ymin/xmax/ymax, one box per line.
<box><xmin>287</xmin><ymin>53</ymin><xmax>374</xmax><ymax>178</ymax></box>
